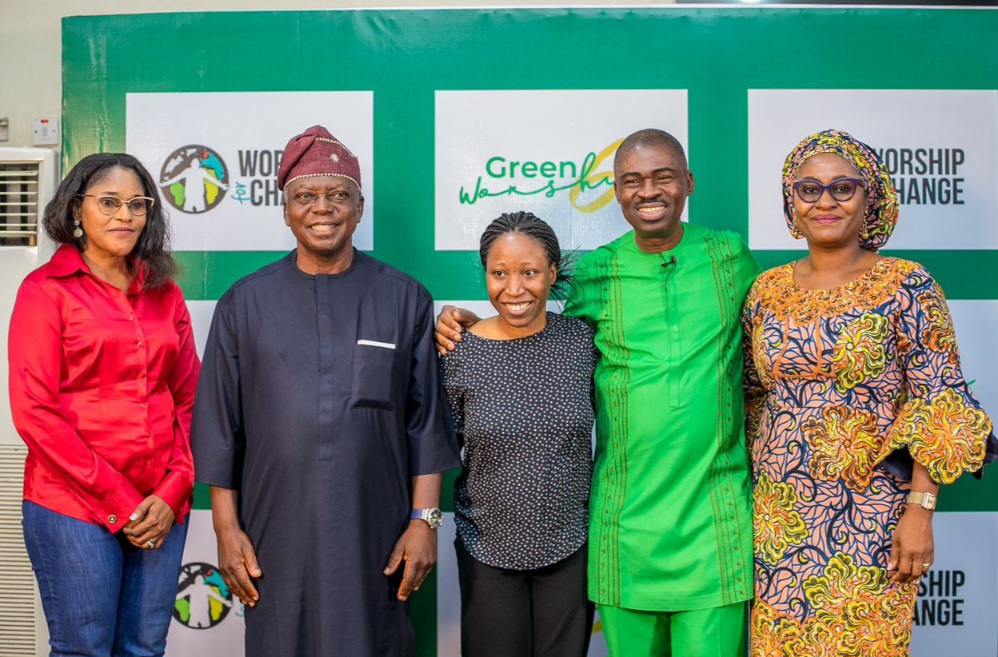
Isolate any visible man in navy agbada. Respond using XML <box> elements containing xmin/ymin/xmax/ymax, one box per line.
<box><xmin>192</xmin><ymin>125</ymin><xmax>460</xmax><ymax>657</ymax></box>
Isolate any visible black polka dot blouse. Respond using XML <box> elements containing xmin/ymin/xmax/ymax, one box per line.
<box><xmin>440</xmin><ymin>311</ymin><xmax>597</xmax><ymax>570</ymax></box>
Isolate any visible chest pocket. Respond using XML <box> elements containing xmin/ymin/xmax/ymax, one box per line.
<box><xmin>352</xmin><ymin>340</ymin><xmax>397</xmax><ymax>411</ymax></box>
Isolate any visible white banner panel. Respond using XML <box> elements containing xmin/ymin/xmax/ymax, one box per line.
<box><xmin>187</xmin><ymin>300</ymin><xmax>216</xmax><ymax>359</ymax></box>
<box><xmin>436</xmin><ymin>512</ymin><xmax>460</xmax><ymax>657</ymax></box>
<box><xmin>948</xmin><ymin>300</ymin><xmax>998</xmax><ymax>418</ymax></box>
<box><xmin>911</xmin><ymin>512</ymin><xmax>998</xmax><ymax>656</ymax></box>
<box><xmin>166</xmin><ymin>510</ymin><xmax>246</xmax><ymax>657</ymax></box>
<box><xmin>126</xmin><ymin>92</ymin><xmax>374</xmax><ymax>251</ymax></box>
<box><xmin>434</xmin><ymin>90</ymin><xmax>688</xmax><ymax>251</ymax></box>
<box><xmin>748</xmin><ymin>90</ymin><xmax>998</xmax><ymax>250</ymax></box>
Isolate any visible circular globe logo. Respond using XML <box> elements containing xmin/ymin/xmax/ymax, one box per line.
<box><xmin>173</xmin><ymin>562</ymin><xmax>235</xmax><ymax>629</ymax></box>
<box><xmin>160</xmin><ymin>145</ymin><xmax>229</xmax><ymax>214</ymax></box>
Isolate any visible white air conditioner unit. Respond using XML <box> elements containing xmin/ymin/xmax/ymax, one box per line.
<box><xmin>0</xmin><ymin>146</ymin><xmax>59</xmax><ymax>657</ymax></box>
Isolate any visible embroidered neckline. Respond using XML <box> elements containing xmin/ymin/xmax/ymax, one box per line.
<box><xmin>756</xmin><ymin>258</ymin><xmax>918</xmax><ymax>323</ymax></box>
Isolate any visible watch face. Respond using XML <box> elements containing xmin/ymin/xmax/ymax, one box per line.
<box><xmin>412</xmin><ymin>508</ymin><xmax>443</xmax><ymax>528</ymax></box>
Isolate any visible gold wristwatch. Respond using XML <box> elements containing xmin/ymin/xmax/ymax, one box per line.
<box><xmin>907</xmin><ymin>491</ymin><xmax>937</xmax><ymax>511</ymax></box>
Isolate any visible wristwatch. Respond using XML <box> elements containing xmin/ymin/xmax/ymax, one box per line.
<box><xmin>907</xmin><ymin>491</ymin><xmax>937</xmax><ymax>511</ymax></box>
<box><xmin>410</xmin><ymin>508</ymin><xmax>443</xmax><ymax>529</ymax></box>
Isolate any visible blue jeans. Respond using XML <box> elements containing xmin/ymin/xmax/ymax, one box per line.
<box><xmin>22</xmin><ymin>501</ymin><xmax>189</xmax><ymax>657</ymax></box>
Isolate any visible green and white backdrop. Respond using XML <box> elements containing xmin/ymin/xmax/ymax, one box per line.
<box><xmin>61</xmin><ymin>7</ymin><xmax>997</xmax><ymax>656</ymax></box>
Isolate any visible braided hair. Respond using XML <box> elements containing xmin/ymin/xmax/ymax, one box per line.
<box><xmin>478</xmin><ymin>211</ymin><xmax>572</xmax><ymax>300</ymax></box>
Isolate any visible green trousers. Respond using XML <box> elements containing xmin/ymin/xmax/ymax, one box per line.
<box><xmin>598</xmin><ymin>601</ymin><xmax>747</xmax><ymax>657</ymax></box>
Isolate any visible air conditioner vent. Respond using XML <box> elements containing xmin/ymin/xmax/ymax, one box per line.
<box><xmin>0</xmin><ymin>445</ymin><xmax>36</xmax><ymax>656</ymax></box>
<box><xmin>0</xmin><ymin>162</ymin><xmax>41</xmax><ymax>247</ymax></box>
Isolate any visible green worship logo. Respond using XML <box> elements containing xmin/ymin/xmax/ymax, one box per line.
<box><xmin>458</xmin><ymin>140</ymin><xmax>619</xmax><ymax>213</ymax></box>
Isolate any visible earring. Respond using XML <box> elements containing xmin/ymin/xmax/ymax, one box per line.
<box><xmin>791</xmin><ymin>217</ymin><xmax>803</xmax><ymax>240</ymax></box>
<box><xmin>73</xmin><ymin>216</ymin><xmax>83</xmax><ymax>239</ymax></box>
<box><xmin>859</xmin><ymin>217</ymin><xmax>870</xmax><ymax>241</ymax></box>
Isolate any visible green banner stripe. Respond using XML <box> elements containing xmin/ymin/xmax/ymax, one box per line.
<box><xmin>176</xmin><ymin>249</ymin><xmax>998</xmax><ymax>302</ymax></box>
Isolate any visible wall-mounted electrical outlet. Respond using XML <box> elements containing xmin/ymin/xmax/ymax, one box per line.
<box><xmin>32</xmin><ymin>117</ymin><xmax>59</xmax><ymax>146</ymax></box>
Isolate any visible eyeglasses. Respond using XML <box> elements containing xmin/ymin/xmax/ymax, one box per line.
<box><xmin>78</xmin><ymin>194</ymin><xmax>155</xmax><ymax>217</ymax></box>
<box><xmin>792</xmin><ymin>178</ymin><xmax>864</xmax><ymax>204</ymax></box>
<box><xmin>289</xmin><ymin>190</ymin><xmax>353</xmax><ymax>207</ymax></box>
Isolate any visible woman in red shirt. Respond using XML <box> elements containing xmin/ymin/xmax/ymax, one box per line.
<box><xmin>8</xmin><ymin>153</ymin><xmax>200</xmax><ymax>657</ymax></box>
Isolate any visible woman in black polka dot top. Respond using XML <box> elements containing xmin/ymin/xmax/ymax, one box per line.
<box><xmin>439</xmin><ymin>211</ymin><xmax>597</xmax><ymax>657</ymax></box>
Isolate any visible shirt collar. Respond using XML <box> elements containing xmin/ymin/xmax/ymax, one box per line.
<box><xmin>43</xmin><ymin>245</ymin><xmax>89</xmax><ymax>277</ymax></box>
<box><xmin>44</xmin><ymin>244</ymin><xmax>147</xmax><ymax>293</ymax></box>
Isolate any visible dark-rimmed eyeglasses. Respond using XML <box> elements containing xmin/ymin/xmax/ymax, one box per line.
<box><xmin>792</xmin><ymin>178</ymin><xmax>864</xmax><ymax>204</ymax></box>
<box><xmin>289</xmin><ymin>190</ymin><xmax>353</xmax><ymax>207</ymax></box>
<box><xmin>78</xmin><ymin>194</ymin><xmax>155</xmax><ymax>217</ymax></box>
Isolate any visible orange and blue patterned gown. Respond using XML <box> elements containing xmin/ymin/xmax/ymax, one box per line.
<box><xmin>742</xmin><ymin>258</ymin><xmax>991</xmax><ymax>657</ymax></box>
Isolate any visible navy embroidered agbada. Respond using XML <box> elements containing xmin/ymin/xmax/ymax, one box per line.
<box><xmin>192</xmin><ymin>249</ymin><xmax>460</xmax><ymax>657</ymax></box>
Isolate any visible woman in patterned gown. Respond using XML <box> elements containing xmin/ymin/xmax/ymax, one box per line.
<box><xmin>743</xmin><ymin>129</ymin><xmax>993</xmax><ymax>656</ymax></box>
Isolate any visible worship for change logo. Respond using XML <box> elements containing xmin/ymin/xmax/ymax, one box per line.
<box><xmin>434</xmin><ymin>89</ymin><xmax>689</xmax><ymax>252</ymax></box>
<box><xmin>174</xmin><ymin>561</ymin><xmax>235</xmax><ymax>630</ymax></box>
<box><xmin>910</xmin><ymin>512</ymin><xmax>998</xmax><ymax>656</ymax></box>
<box><xmin>126</xmin><ymin>91</ymin><xmax>375</xmax><ymax>252</ymax></box>
<box><xmin>746</xmin><ymin>89</ymin><xmax>998</xmax><ymax>251</ymax></box>
<box><xmin>160</xmin><ymin>145</ymin><xmax>229</xmax><ymax>214</ymax></box>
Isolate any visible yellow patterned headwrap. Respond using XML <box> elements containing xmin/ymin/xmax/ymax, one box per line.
<box><xmin>782</xmin><ymin>129</ymin><xmax>899</xmax><ymax>251</ymax></box>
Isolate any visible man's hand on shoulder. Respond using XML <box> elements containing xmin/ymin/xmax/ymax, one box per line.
<box><xmin>434</xmin><ymin>305</ymin><xmax>480</xmax><ymax>356</ymax></box>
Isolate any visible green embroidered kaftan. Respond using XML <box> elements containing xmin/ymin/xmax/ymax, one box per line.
<box><xmin>564</xmin><ymin>223</ymin><xmax>758</xmax><ymax>611</ymax></box>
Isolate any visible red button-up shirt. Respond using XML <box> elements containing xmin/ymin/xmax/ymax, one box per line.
<box><xmin>8</xmin><ymin>245</ymin><xmax>199</xmax><ymax>532</ymax></box>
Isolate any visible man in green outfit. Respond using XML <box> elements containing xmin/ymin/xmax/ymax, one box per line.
<box><xmin>437</xmin><ymin>129</ymin><xmax>757</xmax><ymax>656</ymax></box>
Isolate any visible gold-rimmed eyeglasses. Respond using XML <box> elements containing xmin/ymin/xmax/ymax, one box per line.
<box><xmin>78</xmin><ymin>194</ymin><xmax>155</xmax><ymax>217</ymax></box>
